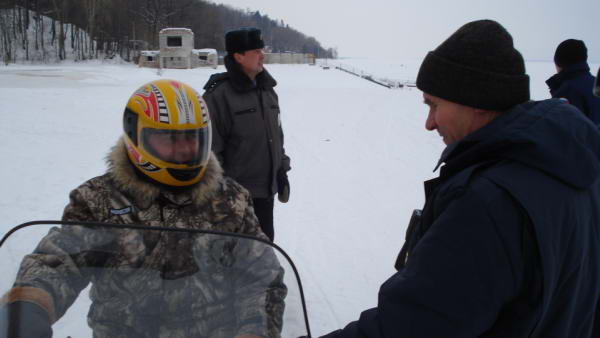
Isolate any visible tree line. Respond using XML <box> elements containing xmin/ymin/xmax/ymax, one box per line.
<box><xmin>0</xmin><ymin>0</ymin><xmax>336</xmax><ymax>64</ymax></box>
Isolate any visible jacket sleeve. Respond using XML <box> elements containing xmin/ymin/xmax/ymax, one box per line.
<box><xmin>204</xmin><ymin>91</ymin><xmax>230</xmax><ymax>165</ymax></box>
<box><xmin>7</xmin><ymin>183</ymin><xmax>105</xmax><ymax>322</ymax></box>
<box><xmin>231</xmin><ymin>197</ymin><xmax>287</xmax><ymax>337</ymax></box>
<box><xmin>276</xmin><ymin>93</ymin><xmax>291</xmax><ymax>173</ymax></box>
<box><xmin>280</xmin><ymin>126</ymin><xmax>291</xmax><ymax>173</ymax></box>
<box><xmin>321</xmin><ymin>179</ymin><xmax>527</xmax><ymax>338</ymax></box>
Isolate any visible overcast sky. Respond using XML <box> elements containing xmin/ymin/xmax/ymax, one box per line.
<box><xmin>213</xmin><ymin>0</ymin><xmax>599</xmax><ymax>62</ymax></box>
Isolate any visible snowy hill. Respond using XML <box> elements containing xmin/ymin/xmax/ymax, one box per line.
<box><xmin>0</xmin><ymin>7</ymin><xmax>101</xmax><ymax>64</ymax></box>
<box><xmin>0</xmin><ymin>59</ymin><xmax>597</xmax><ymax>335</ymax></box>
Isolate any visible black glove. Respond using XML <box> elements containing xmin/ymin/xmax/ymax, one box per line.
<box><xmin>0</xmin><ymin>301</ymin><xmax>52</xmax><ymax>338</ymax></box>
<box><xmin>277</xmin><ymin>168</ymin><xmax>290</xmax><ymax>203</ymax></box>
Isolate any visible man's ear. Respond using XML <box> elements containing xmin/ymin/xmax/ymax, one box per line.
<box><xmin>233</xmin><ymin>52</ymin><xmax>244</xmax><ymax>64</ymax></box>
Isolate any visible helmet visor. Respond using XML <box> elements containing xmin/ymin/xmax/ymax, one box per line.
<box><xmin>141</xmin><ymin>127</ymin><xmax>210</xmax><ymax>166</ymax></box>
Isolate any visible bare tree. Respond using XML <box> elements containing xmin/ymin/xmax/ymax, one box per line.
<box><xmin>0</xmin><ymin>7</ymin><xmax>12</xmax><ymax>64</ymax></box>
<box><xmin>0</xmin><ymin>0</ymin><xmax>334</xmax><ymax>64</ymax></box>
<box><xmin>50</xmin><ymin>0</ymin><xmax>65</xmax><ymax>60</ymax></box>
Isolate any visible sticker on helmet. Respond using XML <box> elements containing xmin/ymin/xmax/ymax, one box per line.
<box><xmin>140</xmin><ymin>161</ymin><xmax>160</xmax><ymax>172</ymax></box>
<box><xmin>199</xmin><ymin>96</ymin><xmax>209</xmax><ymax>124</ymax></box>
<box><xmin>151</xmin><ymin>84</ymin><xmax>170</xmax><ymax>123</ymax></box>
<box><xmin>126</xmin><ymin>142</ymin><xmax>141</xmax><ymax>162</ymax></box>
<box><xmin>126</xmin><ymin>141</ymin><xmax>161</xmax><ymax>172</ymax></box>
<box><xmin>133</xmin><ymin>85</ymin><xmax>170</xmax><ymax>123</ymax></box>
<box><xmin>171</xmin><ymin>81</ymin><xmax>196</xmax><ymax>125</ymax></box>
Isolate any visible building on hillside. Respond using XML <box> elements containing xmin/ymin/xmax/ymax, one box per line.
<box><xmin>138</xmin><ymin>51</ymin><xmax>160</xmax><ymax>68</ymax></box>
<box><xmin>138</xmin><ymin>28</ymin><xmax>218</xmax><ymax>69</ymax></box>
<box><xmin>159</xmin><ymin>28</ymin><xmax>194</xmax><ymax>69</ymax></box>
<box><xmin>138</xmin><ymin>27</ymin><xmax>316</xmax><ymax>69</ymax></box>
<box><xmin>192</xmin><ymin>48</ymin><xmax>218</xmax><ymax>69</ymax></box>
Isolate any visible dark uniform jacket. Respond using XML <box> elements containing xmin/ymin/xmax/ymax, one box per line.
<box><xmin>203</xmin><ymin>56</ymin><xmax>291</xmax><ymax>198</ymax></box>
<box><xmin>322</xmin><ymin>99</ymin><xmax>600</xmax><ymax>338</ymax></box>
<box><xmin>546</xmin><ymin>61</ymin><xmax>600</xmax><ymax>124</ymax></box>
<box><xmin>5</xmin><ymin>138</ymin><xmax>286</xmax><ymax>338</ymax></box>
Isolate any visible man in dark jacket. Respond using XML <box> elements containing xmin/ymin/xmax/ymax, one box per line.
<box><xmin>595</xmin><ymin>66</ymin><xmax>600</xmax><ymax>97</ymax></box>
<box><xmin>546</xmin><ymin>39</ymin><xmax>600</xmax><ymax>124</ymax></box>
<box><xmin>203</xmin><ymin>28</ymin><xmax>291</xmax><ymax>242</ymax></box>
<box><xmin>320</xmin><ymin>20</ymin><xmax>600</xmax><ymax>338</ymax></box>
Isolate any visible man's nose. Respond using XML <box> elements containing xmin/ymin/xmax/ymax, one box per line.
<box><xmin>176</xmin><ymin>139</ymin><xmax>196</xmax><ymax>150</ymax></box>
<box><xmin>425</xmin><ymin>112</ymin><xmax>436</xmax><ymax>131</ymax></box>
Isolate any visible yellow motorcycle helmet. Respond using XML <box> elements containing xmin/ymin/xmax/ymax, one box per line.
<box><xmin>123</xmin><ymin>79</ymin><xmax>211</xmax><ymax>187</ymax></box>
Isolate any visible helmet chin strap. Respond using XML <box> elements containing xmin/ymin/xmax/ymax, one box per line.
<box><xmin>167</xmin><ymin>167</ymin><xmax>203</xmax><ymax>182</ymax></box>
<box><xmin>131</xmin><ymin>163</ymin><xmax>200</xmax><ymax>192</ymax></box>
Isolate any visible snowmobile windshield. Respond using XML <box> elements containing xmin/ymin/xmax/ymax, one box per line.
<box><xmin>141</xmin><ymin>127</ymin><xmax>210</xmax><ymax>166</ymax></box>
<box><xmin>0</xmin><ymin>221</ymin><xmax>312</xmax><ymax>338</ymax></box>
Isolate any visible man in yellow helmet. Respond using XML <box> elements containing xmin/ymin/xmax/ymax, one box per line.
<box><xmin>1</xmin><ymin>79</ymin><xmax>286</xmax><ymax>338</ymax></box>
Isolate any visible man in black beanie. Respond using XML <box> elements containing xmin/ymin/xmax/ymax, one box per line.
<box><xmin>202</xmin><ymin>28</ymin><xmax>291</xmax><ymax>242</ymax></box>
<box><xmin>546</xmin><ymin>39</ymin><xmax>600</xmax><ymax>124</ymax></box>
<box><xmin>320</xmin><ymin>20</ymin><xmax>600</xmax><ymax>338</ymax></box>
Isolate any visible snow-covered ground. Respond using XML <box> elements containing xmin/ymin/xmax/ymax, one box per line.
<box><xmin>0</xmin><ymin>58</ymin><xmax>598</xmax><ymax>336</ymax></box>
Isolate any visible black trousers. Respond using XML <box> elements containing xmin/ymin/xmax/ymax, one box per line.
<box><xmin>252</xmin><ymin>197</ymin><xmax>274</xmax><ymax>241</ymax></box>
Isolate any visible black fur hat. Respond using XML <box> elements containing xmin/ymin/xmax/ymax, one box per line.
<box><xmin>417</xmin><ymin>20</ymin><xmax>530</xmax><ymax>111</ymax></box>
<box><xmin>225</xmin><ymin>28</ymin><xmax>265</xmax><ymax>54</ymax></box>
<box><xmin>554</xmin><ymin>39</ymin><xmax>588</xmax><ymax>68</ymax></box>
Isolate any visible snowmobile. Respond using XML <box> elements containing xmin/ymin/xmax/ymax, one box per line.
<box><xmin>0</xmin><ymin>220</ymin><xmax>312</xmax><ymax>338</ymax></box>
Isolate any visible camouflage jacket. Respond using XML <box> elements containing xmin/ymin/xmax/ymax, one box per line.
<box><xmin>6</xmin><ymin>138</ymin><xmax>286</xmax><ymax>338</ymax></box>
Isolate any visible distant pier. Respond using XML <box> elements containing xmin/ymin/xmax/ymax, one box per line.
<box><xmin>319</xmin><ymin>60</ymin><xmax>416</xmax><ymax>89</ymax></box>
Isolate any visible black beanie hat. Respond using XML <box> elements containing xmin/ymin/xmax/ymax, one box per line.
<box><xmin>225</xmin><ymin>28</ymin><xmax>265</xmax><ymax>54</ymax></box>
<box><xmin>417</xmin><ymin>20</ymin><xmax>530</xmax><ymax>111</ymax></box>
<box><xmin>554</xmin><ymin>39</ymin><xmax>587</xmax><ymax>68</ymax></box>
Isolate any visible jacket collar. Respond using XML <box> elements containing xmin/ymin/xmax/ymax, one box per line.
<box><xmin>106</xmin><ymin>137</ymin><xmax>224</xmax><ymax>208</ymax></box>
<box><xmin>435</xmin><ymin>99</ymin><xmax>600</xmax><ymax>189</ymax></box>
<box><xmin>224</xmin><ymin>55</ymin><xmax>277</xmax><ymax>92</ymax></box>
<box><xmin>546</xmin><ymin>61</ymin><xmax>591</xmax><ymax>90</ymax></box>
<box><xmin>434</xmin><ymin>103</ymin><xmax>527</xmax><ymax>175</ymax></box>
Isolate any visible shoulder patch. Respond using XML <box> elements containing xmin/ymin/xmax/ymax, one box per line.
<box><xmin>110</xmin><ymin>206</ymin><xmax>133</xmax><ymax>215</ymax></box>
<box><xmin>203</xmin><ymin>72</ymin><xmax>229</xmax><ymax>93</ymax></box>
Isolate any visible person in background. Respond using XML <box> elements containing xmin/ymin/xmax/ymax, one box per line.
<box><xmin>0</xmin><ymin>79</ymin><xmax>285</xmax><ymax>338</ymax></box>
<box><xmin>320</xmin><ymin>20</ymin><xmax>600</xmax><ymax>338</ymax></box>
<box><xmin>546</xmin><ymin>39</ymin><xmax>600</xmax><ymax>124</ymax></box>
<box><xmin>203</xmin><ymin>28</ymin><xmax>291</xmax><ymax>242</ymax></box>
<box><xmin>594</xmin><ymin>66</ymin><xmax>600</xmax><ymax>97</ymax></box>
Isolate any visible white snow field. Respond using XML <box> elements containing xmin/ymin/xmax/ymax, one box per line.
<box><xmin>0</xmin><ymin>58</ymin><xmax>598</xmax><ymax>336</ymax></box>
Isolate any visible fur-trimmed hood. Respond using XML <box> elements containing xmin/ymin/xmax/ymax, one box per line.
<box><xmin>106</xmin><ymin>137</ymin><xmax>224</xmax><ymax>208</ymax></box>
